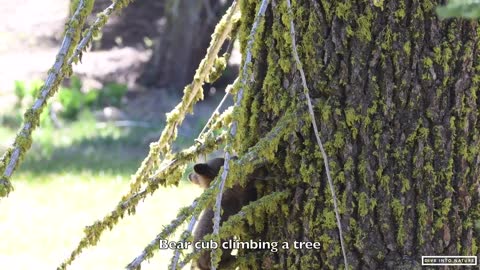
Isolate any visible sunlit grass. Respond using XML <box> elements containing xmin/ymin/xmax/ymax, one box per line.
<box><xmin>0</xmin><ymin>173</ymin><xmax>201</xmax><ymax>269</ymax></box>
<box><xmin>0</xmin><ymin>110</ymin><xmax>203</xmax><ymax>269</ymax></box>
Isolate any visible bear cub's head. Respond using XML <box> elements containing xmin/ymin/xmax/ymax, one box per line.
<box><xmin>188</xmin><ymin>158</ymin><xmax>225</xmax><ymax>189</ymax></box>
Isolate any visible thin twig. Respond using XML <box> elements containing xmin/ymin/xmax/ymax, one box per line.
<box><xmin>126</xmin><ymin>177</ymin><xmax>223</xmax><ymax>270</ymax></box>
<box><xmin>67</xmin><ymin>2</ymin><xmax>116</xmax><ymax>65</ymax></box>
<box><xmin>0</xmin><ymin>0</ymin><xmax>89</xmax><ymax>198</ymax></box>
<box><xmin>156</xmin><ymin>1</ymin><xmax>240</xmax><ymax>156</ymax></box>
<box><xmin>210</xmin><ymin>1</ymin><xmax>270</xmax><ymax>269</ymax></box>
<box><xmin>126</xmin><ymin>201</ymin><xmax>198</xmax><ymax>270</ymax></box>
<box><xmin>285</xmin><ymin>0</ymin><xmax>348</xmax><ymax>269</ymax></box>
<box><xmin>196</xmin><ymin>79</ymin><xmax>237</xmax><ymax>140</ymax></box>
<box><xmin>170</xmin><ymin>215</ymin><xmax>197</xmax><ymax>270</ymax></box>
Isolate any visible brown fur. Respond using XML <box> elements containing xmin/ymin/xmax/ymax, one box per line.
<box><xmin>188</xmin><ymin>158</ymin><xmax>257</xmax><ymax>270</ymax></box>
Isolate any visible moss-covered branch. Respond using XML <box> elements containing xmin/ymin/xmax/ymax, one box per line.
<box><xmin>126</xmin><ymin>182</ymin><xmax>220</xmax><ymax>270</ymax></box>
<box><xmin>127</xmin><ymin>108</ymin><xmax>295</xmax><ymax>269</ymax></box>
<box><xmin>210</xmin><ymin>1</ymin><xmax>270</xmax><ymax>268</ymax></box>
<box><xmin>59</xmin><ymin>76</ymin><xmax>235</xmax><ymax>268</ymax></box>
<box><xmin>60</xmin><ymin>104</ymin><xmax>233</xmax><ymax>269</ymax></box>
<box><xmin>57</xmin><ymin>131</ymin><xmax>226</xmax><ymax>270</ymax></box>
<box><xmin>57</xmin><ymin>3</ymin><xmax>241</xmax><ymax>267</ymax></box>
<box><xmin>0</xmin><ymin>0</ymin><xmax>139</xmax><ymax>198</ymax></box>
<box><xmin>68</xmin><ymin>0</ymin><xmax>136</xmax><ymax>65</ymax></box>
<box><xmin>124</xmin><ymin>0</ymin><xmax>240</xmax><ymax>203</ymax></box>
<box><xmin>178</xmin><ymin>191</ymin><xmax>289</xmax><ymax>269</ymax></box>
<box><xmin>0</xmin><ymin>0</ymin><xmax>94</xmax><ymax>198</ymax></box>
<box><xmin>152</xmin><ymin>1</ymin><xmax>239</xmax><ymax>156</ymax></box>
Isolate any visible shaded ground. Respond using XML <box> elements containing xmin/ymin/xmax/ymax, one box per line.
<box><xmin>90</xmin><ymin>0</ymin><xmax>166</xmax><ymax>50</ymax></box>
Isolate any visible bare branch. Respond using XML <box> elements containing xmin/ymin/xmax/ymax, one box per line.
<box><xmin>196</xmin><ymin>79</ymin><xmax>237</xmax><ymax>141</ymax></box>
<box><xmin>170</xmin><ymin>215</ymin><xmax>197</xmax><ymax>270</ymax></box>
<box><xmin>285</xmin><ymin>0</ymin><xmax>348</xmax><ymax>269</ymax></box>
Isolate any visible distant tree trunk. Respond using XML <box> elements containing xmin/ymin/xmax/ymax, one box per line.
<box><xmin>237</xmin><ymin>0</ymin><xmax>480</xmax><ymax>269</ymax></box>
<box><xmin>138</xmin><ymin>0</ymin><xmax>230</xmax><ymax>89</ymax></box>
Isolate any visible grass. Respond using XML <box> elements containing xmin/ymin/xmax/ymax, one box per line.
<box><xmin>0</xmin><ymin>110</ymin><xmax>203</xmax><ymax>270</ymax></box>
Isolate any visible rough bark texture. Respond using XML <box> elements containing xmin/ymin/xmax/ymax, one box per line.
<box><xmin>235</xmin><ymin>0</ymin><xmax>480</xmax><ymax>269</ymax></box>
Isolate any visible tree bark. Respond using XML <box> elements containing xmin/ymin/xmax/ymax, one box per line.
<box><xmin>236</xmin><ymin>0</ymin><xmax>480</xmax><ymax>269</ymax></box>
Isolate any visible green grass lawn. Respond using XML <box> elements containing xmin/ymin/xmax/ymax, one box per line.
<box><xmin>0</xmin><ymin>111</ymin><xmax>202</xmax><ymax>269</ymax></box>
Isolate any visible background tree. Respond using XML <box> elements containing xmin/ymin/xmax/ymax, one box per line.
<box><xmin>138</xmin><ymin>0</ymin><xmax>232</xmax><ymax>89</ymax></box>
<box><xmin>68</xmin><ymin>0</ymin><xmax>232</xmax><ymax>89</ymax></box>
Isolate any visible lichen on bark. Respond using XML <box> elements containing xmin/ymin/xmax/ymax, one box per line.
<box><xmin>233</xmin><ymin>0</ymin><xmax>480</xmax><ymax>269</ymax></box>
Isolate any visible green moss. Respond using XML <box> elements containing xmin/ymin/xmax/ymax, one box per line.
<box><xmin>403</xmin><ymin>41</ymin><xmax>411</xmax><ymax>56</ymax></box>
<box><xmin>423</xmin><ymin>57</ymin><xmax>433</xmax><ymax>68</ymax></box>
<box><xmin>373</xmin><ymin>0</ymin><xmax>384</xmax><ymax>10</ymax></box>
<box><xmin>335</xmin><ymin>2</ymin><xmax>352</xmax><ymax>20</ymax></box>
<box><xmin>358</xmin><ymin>192</ymin><xmax>369</xmax><ymax>217</ymax></box>
<box><xmin>422</xmin><ymin>0</ymin><xmax>435</xmax><ymax>11</ymax></box>
<box><xmin>356</xmin><ymin>8</ymin><xmax>374</xmax><ymax>43</ymax></box>
<box><xmin>434</xmin><ymin>198</ymin><xmax>452</xmax><ymax>230</ymax></box>
<box><xmin>333</xmin><ymin>132</ymin><xmax>345</xmax><ymax>149</ymax></box>
<box><xmin>416</xmin><ymin>203</ymin><xmax>428</xmax><ymax>245</ymax></box>
<box><xmin>391</xmin><ymin>199</ymin><xmax>406</xmax><ymax>246</ymax></box>
<box><xmin>206</xmin><ymin>55</ymin><xmax>228</xmax><ymax>83</ymax></box>
<box><xmin>400</xmin><ymin>176</ymin><xmax>411</xmax><ymax>193</ymax></box>
<box><xmin>394</xmin><ymin>1</ymin><xmax>406</xmax><ymax>21</ymax></box>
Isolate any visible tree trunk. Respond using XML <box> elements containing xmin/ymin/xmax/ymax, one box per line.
<box><xmin>237</xmin><ymin>0</ymin><xmax>480</xmax><ymax>269</ymax></box>
<box><xmin>138</xmin><ymin>0</ymin><xmax>230</xmax><ymax>89</ymax></box>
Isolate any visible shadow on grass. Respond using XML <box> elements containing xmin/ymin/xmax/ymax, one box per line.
<box><xmin>20</xmin><ymin>141</ymin><xmax>145</xmax><ymax>176</ymax></box>
<box><xmin>18</xmin><ymin>129</ymin><xmax>151</xmax><ymax>176</ymax></box>
<box><xmin>4</xmin><ymin>125</ymin><xmax>197</xmax><ymax>179</ymax></box>
<box><xmin>0</xmin><ymin>103</ymin><xmax>214</xmax><ymax>180</ymax></box>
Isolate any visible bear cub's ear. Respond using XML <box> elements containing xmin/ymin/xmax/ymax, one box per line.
<box><xmin>193</xmin><ymin>163</ymin><xmax>215</xmax><ymax>179</ymax></box>
<box><xmin>193</xmin><ymin>158</ymin><xmax>225</xmax><ymax>179</ymax></box>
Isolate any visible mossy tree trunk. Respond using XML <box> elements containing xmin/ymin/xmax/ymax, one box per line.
<box><xmin>236</xmin><ymin>0</ymin><xmax>480</xmax><ymax>269</ymax></box>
